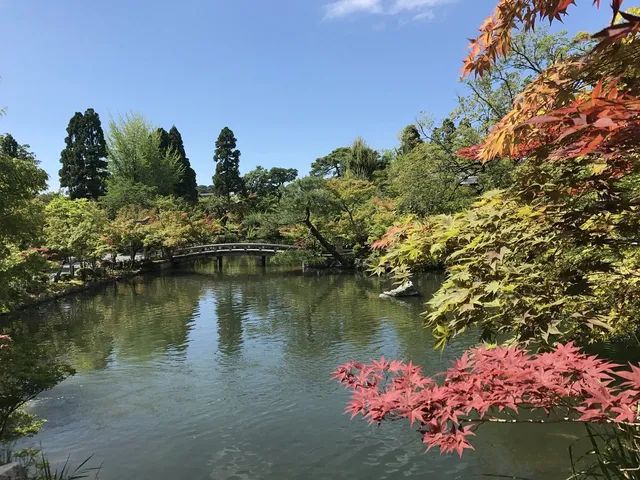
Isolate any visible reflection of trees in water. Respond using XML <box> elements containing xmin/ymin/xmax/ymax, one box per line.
<box><xmin>2</xmin><ymin>265</ymin><xmax>582</xmax><ymax>476</ymax></box>
<box><xmin>4</xmin><ymin>264</ymin><xmax>452</xmax><ymax>377</ymax></box>
<box><xmin>467</xmin><ymin>421</ymin><xmax>582</xmax><ymax>479</ymax></box>
<box><xmin>0</xmin><ymin>275</ymin><xmax>203</xmax><ymax>372</ymax></box>
<box><xmin>196</xmin><ymin>263</ymin><xmax>448</xmax><ymax>363</ymax></box>
<box><xmin>202</xmin><ymin>273</ymin><xmax>378</xmax><ymax>358</ymax></box>
<box><xmin>213</xmin><ymin>282</ymin><xmax>246</xmax><ymax>356</ymax></box>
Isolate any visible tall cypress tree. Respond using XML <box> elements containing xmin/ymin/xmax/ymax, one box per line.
<box><xmin>59</xmin><ymin>108</ymin><xmax>108</xmax><ymax>199</ymax></box>
<box><xmin>0</xmin><ymin>134</ymin><xmax>19</xmax><ymax>158</ymax></box>
<box><xmin>156</xmin><ymin>126</ymin><xmax>198</xmax><ymax>203</ymax></box>
<box><xmin>168</xmin><ymin>126</ymin><xmax>198</xmax><ymax>203</ymax></box>
<box><xmin>157</xmin><ymin>127</ymin><xmax>171</xmax><ymax>153</ymax></box>
<box><xmin>59</xmin><ymin>112</ymin><xmax>83</xmax><ymax>196</ymax></box>
<box><xmin>399</xmin><ymin>125</ymin><xmax>423</xmax><ymax>155</ymax></box>
<box><xmin>0</xmin><ymin>133</ymin><xmax>36</xmax><ymax>162</ymax></box>
<box><xmin>212</xmin><ymin>127</ymin><xmax>244</xmax><ymax>198</ymax></box>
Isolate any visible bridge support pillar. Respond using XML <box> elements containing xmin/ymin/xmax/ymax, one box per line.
<box><xmin>260</xmin><ymin>255</ymin><xmax>267</xmax><ymax>267</ymax></box>
<box><xmin>217</xmin><ymin>256</ymin><xmax>223</xmax><ymax>270</ymax></box>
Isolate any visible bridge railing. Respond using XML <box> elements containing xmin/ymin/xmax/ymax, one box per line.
<box><xmin>173</xmin><ymin>243</ymin><xmax>299</xmax><ymax>257</ymax></box>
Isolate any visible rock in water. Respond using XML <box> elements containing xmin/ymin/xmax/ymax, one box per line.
<box><xmin>380</xmin><ymin>281</ymin><xmax>420</xmax><ymax>298</ymax></box>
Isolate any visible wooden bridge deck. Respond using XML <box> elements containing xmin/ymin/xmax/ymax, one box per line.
<box><xmin>172</xmin><ymin>243</ymin><xmax>299</xmax><ymax>260</ymax></box>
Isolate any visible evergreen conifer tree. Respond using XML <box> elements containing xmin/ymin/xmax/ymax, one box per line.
<box><xmin>169</xmin><ymin>126</ymin><xmax>197</xmax><ymax>203</ymax></box>
<box><xmin>0</xmin><ymin>134</ymin><xmax>19</xmax><ymax>158</ymax></box>
<box><xmin>59</xmin><ymin>108</ymin><xmax>108</xmax><ymax>199</ymax></box>
<box><xmin>399</xmin><ymin>125</ymin><xmax>423</xmax><ymax>155</ymax></box>
<box><xmin>212</xmin><ymin>127</ymin><xmax>244</xmax><ymax>198</ymax></box>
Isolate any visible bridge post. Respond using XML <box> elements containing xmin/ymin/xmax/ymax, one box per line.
<box><xmin>260</xmin><ymin>255</ymin><xmax>267</xmax><ymax>267</ymax></box>
<box><xmin>217</xmin><ymin>256</ymin><xmax>223</xmax><ymax>270</ymax></box>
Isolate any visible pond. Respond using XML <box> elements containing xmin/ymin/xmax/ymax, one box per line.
<box><xmin>6</xmin><ymin>260</ymin><xmax>583</xmax><ymax>479</ymax></box>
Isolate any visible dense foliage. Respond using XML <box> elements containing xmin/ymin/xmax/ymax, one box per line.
<box><xmin>0</xmin><ymin>337</ymin><xmax>73</xmax><ymax>443</ymax></box>
<box><xmin>334</xmin><ymin>1</ymin><xmax>640</xmax><ymax>477</ymax></box>
<box><xmin>44</xmin><ymin>197</ymin><xmax>107</xmax><ymax>275</ymax></box>
<box><xmin>370</xmin><ymin>2</ymin><xmax>640</xmax><ymax>350</ymax></box>
<box><xmin>0</xmin><ymin>139</ymin><xmax>49</xmax><ymax>311</ymax></box>
<box><xmin>106</xmin><ymin>114</ymin><xmax>181</xmax><ymax>198</ymax></box>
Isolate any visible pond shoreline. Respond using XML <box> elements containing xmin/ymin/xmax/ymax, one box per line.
<box><xmin>0</xmin><ymin>260</ymin><xmax>178</xmax><ymax>315</ymax></box>
<box><xmin>2</xmin><ymin>271</ymin><xmax>142</xmax><ymax>315</ymax></box>
<box><xmin>2</xmin><ymin>258</ymin><xmax>364</xmax><ymax>315</ymax></box>
<box><xmin>3</xmin><ymin>255</ymin><xmax>443</xmax><ymax>315</ymax></box>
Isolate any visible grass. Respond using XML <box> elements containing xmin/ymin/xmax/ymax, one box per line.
<box><xmin>33</xmin><ymin>453</ymin><xmax>101</xmax><ymax>480</ymax></box>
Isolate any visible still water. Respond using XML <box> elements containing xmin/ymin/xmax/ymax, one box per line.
<box><xmin>7</xmin><ymin>260</ymin><xmax>582</xmax><ymax>479</ymax></box>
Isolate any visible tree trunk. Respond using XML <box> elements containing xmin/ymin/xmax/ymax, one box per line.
<box><xmin>130</xmin><ymin>245</ymin><xmax>137</xmax><ymax>268</ymax></box>
<box><xmin>304</xmin><ymin>207</ymin><xmax>348</xmax><ymax>266</ymax></box>
<box><xmin>342</xmin><ymin>202</ymin><xmax>368</xmax><ymax>247</ymax></box>
<box><xmin>54</xmin><ymin>261</ymin><xmax>64</xmax><ymax>282</ymax></box>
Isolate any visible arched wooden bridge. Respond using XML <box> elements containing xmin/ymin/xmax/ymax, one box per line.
<box><xmin>172</xmin><ymin>242</ymin><xmax>299</xmax><ymax>266</ymax></box>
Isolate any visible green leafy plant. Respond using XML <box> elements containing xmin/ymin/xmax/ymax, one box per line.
<box><xmin>569</xmin><ymin>425</ymin><xmax>640</xmax><ymax>480</ymax></box>
<box><xmin>33</xmin><ymin>453</ymin><xmax>100</xmax><ymax>480</ymax></box>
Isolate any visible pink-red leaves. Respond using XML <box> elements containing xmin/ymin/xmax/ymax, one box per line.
<box><xmin>616</xmin><ymin>364</ymin><xmax>640</xmax><ymax>390</ymax></box>
<box><xmin>333</xmin><ymin>343</ymin><xmax>640</xmax><ymax>457</ymax></box>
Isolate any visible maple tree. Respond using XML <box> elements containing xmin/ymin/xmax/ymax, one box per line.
<box><xmin>370</xmin><ymin>0</ymin><xmax>640</xmax><ymax>349</ymax></box>
<box><xmin>457</xmin><ymin>27</ymin><xmax>587</xmax><ymax>135</ymax></box>
<box><xmin>348</xmin><ymin>0</ymin><xmax>640</xmax><ymax>474</ymax></box>
<box><xmin>44</xmin><ymin>196</ymin><xmax>108</xmax><ymax>275</ymax></box>
<box><xmin>0</xmin><ymin>143</ymin><xmax>50</xmax><ymax>313</ymax></box>
<box><xmin>462</xmin><ymin>1</ymin><xmax>640</xmax><ymax>165</ymax></box>
<box><xmin>462</xmin><ymin>0</ymin><xmax>634</xmax><ymax>79</ymax></box>
<box><xmin>142</xmin><ymin>198</ymin><xmax>223</xmax><ymax>259</ymax></box>
<box><xmin>0</xmin><ymin>333</ymin><xmax>73</xmax><ymax>443</ymax></box>
<box><xmin>334</xmin><ymin>343</ymin><xmax>640</xmax><ymax>458</ymax></box>
<box><xmin>102</xmin><ymin>198</ymin><xmax>223</xmax><ymax>265</ymax></box>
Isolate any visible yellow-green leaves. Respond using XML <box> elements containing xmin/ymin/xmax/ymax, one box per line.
<box><xmin>375</xmin><ymin>168</ymin><xmax>640</xmax><ymax>350</ymax></box>
<box><xmin>370</xmin><ymin>214</ymin><xmax>459</xmax><ymax>283</ymax></box>
<box><xmin>44</xmin><ymin>196</ymin><xmax>108</xmax><ymax>264</ymax></box>
<box><xmin>590</xmin><ymin>162</ymin><xmax>608</xmax><ymax>176</ymax></box>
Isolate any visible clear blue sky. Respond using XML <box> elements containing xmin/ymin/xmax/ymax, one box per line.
<box><xmin>0</xmin><ymin>0</ymin><xmax>608</xmax><ymax>190</ymax></box>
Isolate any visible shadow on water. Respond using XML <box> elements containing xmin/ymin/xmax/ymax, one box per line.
<box><xmin>2</xmin><ymin>258</ymin><xmax>585</xmax><ymax>480</ymax></box>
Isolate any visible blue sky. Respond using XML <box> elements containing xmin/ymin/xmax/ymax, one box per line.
<box><xmin>0</xmin><ymin>0</ymin><xmax>608</xmax><ymax>190</ymax></box>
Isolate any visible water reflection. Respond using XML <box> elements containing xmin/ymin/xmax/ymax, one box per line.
<box><xmin>1</xmin><ymin>259</ymin><xmax>582</xmax><ymax>480</ymax></box>
<box><xmin>2</xmin><ymin>275</ymin><xmax>203</xmax><ymax>371</ymax></box>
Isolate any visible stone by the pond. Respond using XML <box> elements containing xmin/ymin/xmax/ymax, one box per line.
<box><xmin>0</xmin><ymin>463</ymin><xmax>26</xmax><ymax>480</ymax></box>
<box><xmin>379</xmin><ymin>281</ymin><xmax>420</xmax><ymax>298</ymax></box>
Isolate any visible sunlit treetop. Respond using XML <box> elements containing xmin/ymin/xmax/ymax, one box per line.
<box><xmin>460</xmin><ymin>0</ymin><xmax>640</xmax><ymax>166</ymax></box>
<box><xmin>463</xmin><ymin>0</ymin><xmax>632</xmax><ymax>78</ymax></box>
